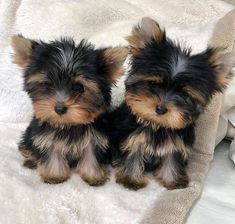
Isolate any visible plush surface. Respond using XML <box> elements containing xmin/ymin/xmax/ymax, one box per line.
<box><xmin>212</xmin><ymin>8</ymin><xmax>235</xmax><ymax>165</ymax></box>
<box><xmin>186</xmin><ymin>140</ymin><xmax>235</xmax><ymax>224</ymax></box>
<box><xmin>0</xmin><ymin>0</ymin><xmax>234</xmax><ymax>224</ymax></box>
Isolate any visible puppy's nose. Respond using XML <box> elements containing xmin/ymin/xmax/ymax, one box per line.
<box><xmin>156</xmin><ymin>105</ymin><xmax>167</xmax><ymax>115</ymax></box>
<box><xmin>55</xmin><ymin>104</ymin><xmax>67</xmax><ymax>115</ymax></box>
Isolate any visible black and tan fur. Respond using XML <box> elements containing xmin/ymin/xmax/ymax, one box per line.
<box><xmin>110</xmin><ymin>17</ymin><xmax>233</xmax><ymax>190</ymax></box>
<box><xmin>12</xmin><ymin>36</ymin><xmax>127</xmax><ymax>185</ymax></box>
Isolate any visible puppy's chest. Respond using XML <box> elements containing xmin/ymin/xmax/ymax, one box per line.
<box><xmin>122</xmin><ymin>128</ymin><xmax>190</xmax><ymax>158</ymax></box>
<box><xmin>32</xmin><ymin>126</ymin><xmax>108</xmax><ymax>156</ymax></box>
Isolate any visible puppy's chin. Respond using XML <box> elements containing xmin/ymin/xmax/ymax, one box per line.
<box><xmin>126</xmin><ymin>94</ymin><xmax>192</xmax><ymax>130</ymax></box>
<box><xmin>33</xmin><ymin>99</ymin><xmax>105</xmax><ymax>127</ymax></box>
<box><xmin>134</xmin><ymin>109</ymin><xmax>190</xmax><ymax>130</ymax></box>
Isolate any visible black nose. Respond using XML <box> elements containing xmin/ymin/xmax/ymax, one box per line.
<box><xmin>55</xmin><ymin>105</ymin><xmax>67</xmax><ymax>115</ymax></box>
<box><xmin>156</xmin><ymin>105</ymin><xmax>167</xmax><ymax>115</ymax></box>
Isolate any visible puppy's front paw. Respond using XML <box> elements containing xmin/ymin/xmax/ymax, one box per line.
<box><xmin>80</xmin><ymin>167</ymin><xmax>109</xmax><ymax>187</ymax></box>
<box><xmin>42</xmin><ymin>175</ymin><xmax>70</xmax><ymax>184</ymax></box>
<box><xmin>157</xmin><ymin>175</ymin><xmax>189</xmax><ymax>190</ymax></box>
<box><xmin>115</xmin><ymin>171</ymin><xmax>148</xmax><ymax>190</ymax></box>
<box><xmin>39</xmin><ymin>164</ymin><xmax>70</xmax><ymax>184</ymax></box>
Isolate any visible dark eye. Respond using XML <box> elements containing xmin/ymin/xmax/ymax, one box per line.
<box><xmin>40</xmin><ymin>82</ymin><xmax>51</xmax><ymax>89</ymax></box>
<box><xmin>72</xmin><ymin>83</ymin><xmax>84</xmax><ymax>94</ymax></box>
<box><xmin>148</xmin><ymin>81</ymin><xmax>159</xmax><ymax>87</ymax></box>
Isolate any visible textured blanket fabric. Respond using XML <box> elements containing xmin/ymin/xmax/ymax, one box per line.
<box><xmin>212</xmin><ymin>8</ymin><xmax>235</xmax><ymax>164</ymax></box>
<box><xmin>0</xmin><ymin>0</ymin><xmax>234</xmax><ymax>224</ymax></box>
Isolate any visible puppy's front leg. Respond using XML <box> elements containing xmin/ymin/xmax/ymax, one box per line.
<box><xmin>155</xmin><ymin>152</ymin><xmax>188</xmax><ymax>190</ymax></box>
<box><xmin>39</xmin><ymin>151</ymin><xmax>70</xmax><ymax>184</ymax></box>
<box><xmin>115</xmin><ymin>153</ymin><xmax>147</xmax><ymax>190</ymax></box>
<box><xmin>77</xmin><ymin>144</ymin><xmax>109</xmax><ymax>186</ymax></box>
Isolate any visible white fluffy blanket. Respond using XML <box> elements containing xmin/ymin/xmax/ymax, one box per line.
<box><xmin>0</xmin><ymin>0</ymin><xmax>234</xmax><ymax>223</ymax></box>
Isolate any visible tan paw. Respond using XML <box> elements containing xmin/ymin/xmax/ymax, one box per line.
<box><xmin>41</xmin><ymin>175</ymin><xmax>70</xmax><ymax>184</ymax></box>
<box><xmin>80</xmin><ymin>167</ymin><xmax>109</xmax><ymax>186</ymax></box>
<box><xmin>157</xmin><ymin>176</ymin><xmax>189</xmax><ymax>190</ymax></box>
<box><xmin>115</xmin><ymin>171</ymin><xmax>148</xmax><ymax>190</ymax></box>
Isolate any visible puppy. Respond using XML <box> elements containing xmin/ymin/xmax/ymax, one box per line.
<box><xmin>12</xmin><ymin>36</ymin><xmax>127</xmax><ymax>185</ymax></box>
<box><xmin>111</xmin><ymin>17</ymin><xmax>233</xmax><ymax>190</ymax></box>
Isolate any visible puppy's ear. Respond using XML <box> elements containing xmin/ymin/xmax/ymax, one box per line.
<box><xmin>208</xmin><ymin>48</ymin><xmax>234</xmax><ymax>90</ymax></box>
<box><xmin>11</xmin><ymin>35</ymin><xmax>37</xmax><ymax>70</ymax></box>
<box><xmin>103</xmin><ymin>47</ymin><xmax>128</xmax><ymax>83</ymax></box>
<box><xmin>126</xmin><ymin>17</ymin><xmax>165</xmax><ymax>56</ymax></box>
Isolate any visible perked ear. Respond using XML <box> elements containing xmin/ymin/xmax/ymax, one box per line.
<box><xmin>11</xmin><ymin>35</ymin><xmax>36</xmax><ymax>70</ymax></box>
<box><xmin>103</xmin><ymin>47</ymin><xmax>128</xmax><ymax>83</ymax></box>
<box><xmin>126</xmin><ymin>17</ymin><xmax>166</xmax><ymax>56</ymax></box>
<box><xmin>208</xmin><ymin>48</ymin><xmax>234</xmax><ymax>90</ymax></box>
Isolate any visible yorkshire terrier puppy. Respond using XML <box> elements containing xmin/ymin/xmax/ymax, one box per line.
<box><xmin>111</xmin><ymin>17</ymin><xmax>233</xmax><ymax>190</ymax></box>
<box><xmin>12</xmin><ymin>36</ymin><xmax>127</xmax><ymax>185</ymax></box>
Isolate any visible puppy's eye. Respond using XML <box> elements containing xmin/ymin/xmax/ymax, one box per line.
<box><xmin>40</xmin><ymin>82</ymin><xmax>51</xmax><ymax>89</ymax></box>
<box><xmin>72</xmin><ymin>83</ymin><xmax>84</xmax><ymax>94</ymax></box>
<box><xmin>148</xmin><ymin>81</ymin><xmax>159</xmax><ymax>87</ymax></box>
<box><xmin>41</xmin><ymin>82</ymin><xmax>48</xmax><ymax>86</ymax></box>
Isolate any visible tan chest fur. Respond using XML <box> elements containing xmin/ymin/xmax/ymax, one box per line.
<box><xmin>121</xmin><ymin>128</ymin><xmax>190</xmax><ymax>159</ymax></box>
<box><xmin>32</xmin><ymin>126</ymin><xmax>109</xmax><ymax>158</ymax></box>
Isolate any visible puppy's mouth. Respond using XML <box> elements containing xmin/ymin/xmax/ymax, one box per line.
<box><xmin>33</xmin><ymin>98</ymin><xmax>105</xmax><ymax>126</ymax></box>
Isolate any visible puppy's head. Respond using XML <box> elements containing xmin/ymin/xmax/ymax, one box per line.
<box><xmin>126</xmin><ymin>17</ymin><xmax>234</xmax><ymax>129</ymax></box>
<box><xmin>12</xmin><ymin>36</ymin><xmax>127</xmax><ymax>126</ymax></box>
